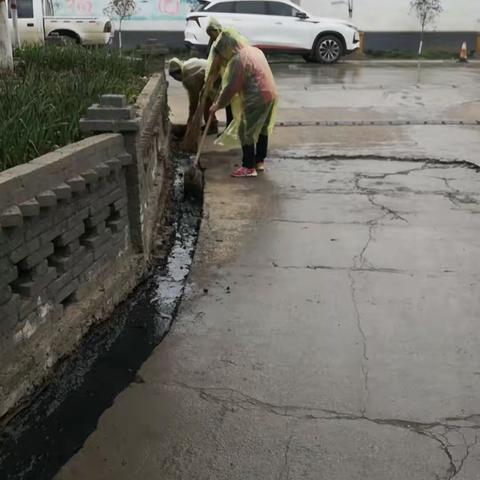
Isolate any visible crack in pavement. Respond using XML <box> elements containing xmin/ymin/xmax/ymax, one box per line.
<box><xmin>275</xmin><ymin>154</ymin><xmax>480</xmax><ymax>174</ymax></box>
<box><xmin>162</xmin><ymin>382</ymin><xmax>480</xmax><ymax>480</ymax></box>
<box><xmin>436</xmin><ymin>176</ymin><xmax>480</xmax><ymax>211</ymax></box>
<box><xmin>354</xmin><ymin>215</ymin><xmax>379</xmax><ymax>270</ymax></box>
<box><xmin>455</xmin><ymin>433</ymin><xmax>479</xmax><ymax>479</ymax></box>
<box><xmin>272</xmin><ymin>219</ymin><xmax>370</xmax><ymax>226</ymax></box>
<box><xmin>367</xmin><ymin>193</ymin><xmax>409</xmax><ymax>224</ymax></box>
<box><xmin>271</xmin><ymin>263</ymin><xmax>410</xmax><ymax>275</ymax></box>
<box><xmin>343</xmin><ymin>173</ymin><xmax>414</xmax><ymax>417</ymax></box>
<box><xmin>278</xmin><ymin>432</ymin><xmax>294</xmax><ymax>480</ymax></box>
<box><xmin>440</xmin><ymin>177</ymin><xmax>464</xmax><ymax>210</ymax></box>
<box><xmin>268</xmin><ymin>263</ymin><xmax>480</xmax><ymax>278</ymax></box>
<box><xmin>281</xmin><ymin>188</ymin><xmax>479</xmax><ymax>198</ymax></box>
<box><xmin>357</xmin><ymin>163</ymin><xmax>429</xmax><ymax>181</ymax></box>
<box><xmin>428</xmin><ymin>428</ymin><xmax>479</xmax><ymax>480</ymax></box>
<box><xmin>348</xmin><ymin>271</ymin><xmax>370</xmax><ymax>417</ymax></box>
<box><xmin>161</xmin><ymin>381</ymin><xmax>480</xmax><ymax>431</ymax></box>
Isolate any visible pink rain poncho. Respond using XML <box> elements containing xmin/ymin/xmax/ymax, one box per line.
<box><xmin>204</xmin><ymin>25</ymin><xmax>248</xmax><ymax>104</ymax></box>
<box><xmin>212</xmin><ymin>31</ymin><xmax>278</xmax><ymax>147</ymax></box>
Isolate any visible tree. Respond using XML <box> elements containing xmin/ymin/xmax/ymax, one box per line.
<box><xmin>410</xmin><ymin>0</ymin><xmax>443</xmax><ymax>55</ymax></box>
<box><xmin>103</xmin><ymin>0</ymin><xmax>137</xmax><ymax>51</ymax></box>
<box><xmin>10</xmin><ymin>0</ymin><xmax>21</xmax><ymax>48</ymax></box>
<box><xmin>0</xmin><ymin>0</ymin><xmax>13</xmax><ymax>70</ymax></box>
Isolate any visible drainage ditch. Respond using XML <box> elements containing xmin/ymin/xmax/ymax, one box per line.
<box><xmin>0</xmin><ymin>155</ymin><xmax>202</xmax><ymax>480</ymax></box>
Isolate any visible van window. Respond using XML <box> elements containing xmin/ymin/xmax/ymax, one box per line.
<box><xmin>207</xmin><ymin>2</ymin><xmax>236</xmax><ymax>13</ymax></box>
<box><xmin>17</xmin><ymin>0</ymin><xmax>34</xmax><ymax>18</ymax></box>
<box><xmin>235</xmin><ymin>1</ymin><xmax>268</xmax><ymax>15</ymax></box>
<box><xmin>44</xmin><ymin>0</ymin><xmax>55</xmax><ymax>16</ymax></box>
<box><xmin>268</xmin><ymin>2</ymin><xmax>298</xmax><ymax>16</ymax></box>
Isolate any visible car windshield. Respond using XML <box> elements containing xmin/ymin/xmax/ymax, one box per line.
<box><xmin>192</xmin><ymin>1</ymin><xmax>209</xmax><ymax>12</ymax></box>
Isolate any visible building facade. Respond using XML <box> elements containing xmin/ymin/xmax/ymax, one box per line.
<box><xmin>298</xmin><ymin>0</ymin><xmax>479</xmax><ymax>53</ymax></box>
<box><xmin>54</xmin><ymin>0</ymin><xmax>479</xmax><ymax>52</ymax></box>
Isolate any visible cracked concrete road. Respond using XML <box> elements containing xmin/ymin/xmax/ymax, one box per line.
<box><xmin>57</xmin><ymin>64</ymin><xmax>480</xmax><ymax>479</ymax></box>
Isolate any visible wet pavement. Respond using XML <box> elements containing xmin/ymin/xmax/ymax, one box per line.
<box><xmin>8</xmin><ymin>63</ymin><xmax>480</xmax><ymax>479</ymax></box>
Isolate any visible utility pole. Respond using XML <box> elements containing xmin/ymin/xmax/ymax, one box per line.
<box><xmin>10</xmin><ymin>0</ymin><xmax>21</xmax><ymax>48</ymax></box>
<box><xmin>0</xmin><ymin>0</ymin><xmax>14</xmax><ymax>70</ymax></box>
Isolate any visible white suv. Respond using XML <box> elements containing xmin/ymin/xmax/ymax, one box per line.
<box><xmin>185</xmin><ymin>0</ymin><xmax>360</xmax><ymax>64</ymax></box>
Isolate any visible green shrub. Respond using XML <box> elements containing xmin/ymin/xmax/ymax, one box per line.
<box><xmin>0</xmin><ymin>45</ymin><xmax>147</xmax><ymax>171</ymax></box>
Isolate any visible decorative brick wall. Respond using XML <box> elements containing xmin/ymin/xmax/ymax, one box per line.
<box><xmin>81</xmin><ymin>72</ymin><xmax>170</xmax><ymax>257</ymax></box>
<box><xmin>0</xmin><ymin>71</ymin><xmax>170</xmax><ymax>420</ymax></box>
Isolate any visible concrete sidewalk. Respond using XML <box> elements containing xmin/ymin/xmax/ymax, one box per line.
<box><xmin>56</xmin><ymin>63</ymin><xmax>480</xmax><ymax>480</ymax></box>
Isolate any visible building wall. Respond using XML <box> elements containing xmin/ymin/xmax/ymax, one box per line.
<box><xmin>298</xmin><ymin>0</ymin><xmax>480</xmax><ymax>32</ymax></box>
<box><xmin>53</xmin><ymin>0</ymin><xmax>479</xmax><ymax>51</ymax></box>
<box><xmin>53</xmin><ymin>0</ymin><xmax>198</xmax><ymax>32</ymax></box>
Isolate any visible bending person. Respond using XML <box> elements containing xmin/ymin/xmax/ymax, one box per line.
<box><xmin>169</xmin><ymin>57</ymin><xmax>218</xmax><ymax>135</ymax></box>
<box><xmin>209</xmin><ymin>31</ymin><xmax>278</xmax><ymax>178</ymax></box>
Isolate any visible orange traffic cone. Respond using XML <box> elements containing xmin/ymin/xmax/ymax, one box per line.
<box><xmin>459</xmin><ymin>41</ymin><xmax>468</xmax><ymax>63</ymax></box>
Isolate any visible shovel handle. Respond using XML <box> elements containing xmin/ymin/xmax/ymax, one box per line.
<box><xmin>195</xmin><ymin>114</ymin><xmax>213</xmax><ymax>167</ymax></box>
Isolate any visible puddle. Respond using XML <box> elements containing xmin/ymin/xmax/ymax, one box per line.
<box><xmin>0</xmin><ymin>157</ymin><xmax>202</xmax><ymax>480</ymax></box>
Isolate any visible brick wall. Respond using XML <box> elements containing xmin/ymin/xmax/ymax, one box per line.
<box><xmin>0</xmin><ymin>72</ymin><xmax>170</xmax><ymax>420</ymax></box>
<box><xmin>81</xmin><ymin>72</ymin><xmax>170</xmax><ymax>256</ymax></box>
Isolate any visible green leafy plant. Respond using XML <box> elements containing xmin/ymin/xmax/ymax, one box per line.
<box><xmin>0</xmin><ymin>45</ymin><xmax>147</xmax><ymax>171</ymax></box>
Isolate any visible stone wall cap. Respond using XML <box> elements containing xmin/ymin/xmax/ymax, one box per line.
<box><xmin>100</xmin><ymin>94</ymin><xmax>127</xmax><ymax>108</ymax></box>
<box><xmin>0</xmin><ymin>134</ymin><xmax>124</xmax><ymax>211</ymax></box>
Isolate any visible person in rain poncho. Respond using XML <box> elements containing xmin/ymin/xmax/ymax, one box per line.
<box><xmin>168</xmin><ymin>57</ymin><xmax>218</xmax><ymax>135</ymax></box>
<box><xmin>209</xmin><ymin>31</ymin><xmax>278</xmax><ymax>178</ymax></box>
<box><xmin>205</xmin><ymin>17</ymin><xmax>236</xmax><ymax>128</ymax></box>
<box><xmin>206</xmin><ymin>17</ymin><xmax>222</xmax><ymax>54</ymax></box>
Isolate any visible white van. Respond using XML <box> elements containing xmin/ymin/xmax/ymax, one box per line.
<box><xmin>8</xmin><ymin>0</ymin><xmax>113</xmax><ymax>46</ymax></box>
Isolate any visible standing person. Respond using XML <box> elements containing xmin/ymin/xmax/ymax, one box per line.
<box><xmin>205</xmin><ymin>18</ymin><xmax>238</xmax><ymax>128</ymax></box>
<box><xmin>206</xmin><ymin>17</ymin><xmax>222</xmax><ymax>54</ymax></box>
<box><xmin>209</xmin><ymin>31</ymin><xmax>278</xmax><ymax>178</ymax></box>
<box><xmin>168</xmin><ymin>57</ymin><xmax>218</xmax><ymax>135</ymax></box>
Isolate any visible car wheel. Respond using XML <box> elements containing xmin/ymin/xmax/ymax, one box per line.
<box><xmin>59</xmin><ymin>35</ymin><xmax>78</xmax><ymax>46</ymax></box>
<box><xmin>314</xmin><ymin>36</ymin><xmax>343</xmax><ymax>64</ymax></box>
<box><xmin>47</xmin><ymin>34</ymin><xmax>78</xmax><ymax>46</ymax></box>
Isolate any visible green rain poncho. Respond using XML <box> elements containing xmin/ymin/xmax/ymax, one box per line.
<box><xmin>211</xmin><ymin>31</ymin><xmax>278</xmax><ymax>147</ymax></box>
<box><xmin>204</xmin><ymin>21</ymin><xmax>248</xmax><ymax>91</ymax></box>
<box><xmin>206</xmin><ymin>17</ymin><xmax>222</xmax><ymax>39</ymax></box>
<box><xmin>202</xmin><ymin>24</ymin><xmax>258</xmax><ymax>146</ymax></box>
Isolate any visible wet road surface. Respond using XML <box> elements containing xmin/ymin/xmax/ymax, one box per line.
<box><xmin>56</xmin><ymin>151</ymin><xmax>480</xmax><ymax>479</ymax></box>
<box><xmin>9</xmin><ymin>63</ymin><xmax>480</xmax><ymax>479</ymax></box>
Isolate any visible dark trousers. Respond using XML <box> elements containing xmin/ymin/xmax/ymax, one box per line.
<box><xmin>242</xmin><ymin>135</ymin><xmax>268</xmax><ymax>169</ymax></box>
<box><xmin>226</xmin><ymin>105</ymin><xmax>233</xmax><ymax>127</ymax></box>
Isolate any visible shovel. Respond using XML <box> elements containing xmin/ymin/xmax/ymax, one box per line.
<box><xmin>183</xmin><ymin>114</ymin><xmax>213</xmax><ymax>199</ymax></box>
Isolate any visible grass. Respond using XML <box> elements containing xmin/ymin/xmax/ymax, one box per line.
<box><xmin>0</xmin><ymin>46</ymin><xmax>148</xmax><ymax>171</ymax></box>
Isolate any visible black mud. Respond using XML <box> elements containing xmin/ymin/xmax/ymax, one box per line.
<box><xmin>0</xmin><ymin>156</ymin><xmax>202</xmax><ymax>480</ymax></box>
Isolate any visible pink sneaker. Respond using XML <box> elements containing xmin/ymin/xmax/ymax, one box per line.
<box><xmin>231</xmin><ymin>167</ymin><xmax>258</xmax><ymax>178</ymax></box>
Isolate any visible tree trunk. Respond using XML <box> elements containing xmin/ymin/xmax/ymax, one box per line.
<box><xmin>0</xmin><ymin>0</ymin><xmax>14</xmax><ymax>70</ymax></box>
<box><xmin>118</xmin><ymin>19</ymin><xmax>123</xmax><ymax>53</ymax></box>
<box><xmin>10</xmin><ymin>0</ymin><xmax>21</xmax><ymax>48</ymax></box>
<box><xmin>418</xmin><ymin>28</ymin><xmax>424</xmax><ymax>56</ymax></box>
